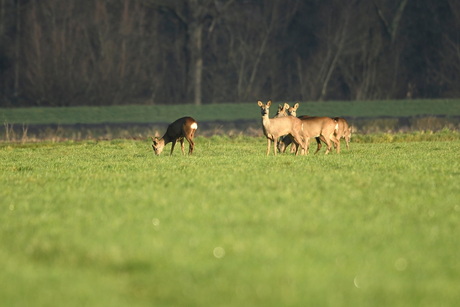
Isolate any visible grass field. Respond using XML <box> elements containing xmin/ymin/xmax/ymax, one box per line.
<box><xmin>1</xmin><ymin>99</ymin><xmax>460</xmax><ymax>124</ymax></box>
<box><xmin>1</xmin><ymin>136</ymin><xmax>460</xmax><ymax>306</ymax></box>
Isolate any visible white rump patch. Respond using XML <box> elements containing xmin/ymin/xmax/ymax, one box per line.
<box><xmin>191</xmin><ymin>122</ymin><xmax>198</xmax><ymax>130</ymax></box>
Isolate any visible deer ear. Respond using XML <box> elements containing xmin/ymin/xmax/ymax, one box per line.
<box><xmin>267</xmin><ymin>100</ymin><xmax>272</xmax><ymax>107</ymax></box>
<box><xmin>257</xmin><ymin>100</ymin><xmax>263</xmax><ymax>106</ymax></box>
<box><xmin>294</xmin><ymin>103</ymin><xmax>299</xmax><ymax>109</ymax></box>
<box><xmin>284</xmin><ymin>103</ymin><xmax>289</xmax><ymax>109</ymax></box>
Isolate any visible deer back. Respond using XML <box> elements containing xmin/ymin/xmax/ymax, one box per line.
<box><xmin>266</xmin><ymin>116</ymin><xmax>303</xmax><ymax>139</ymax></box>
<box><xmin>164</xmin><ymin>117</ymin><xmax>197</xmax><ymax>140</ymax></box>
<box><xmin>152</xmin><ymin>116</ymin><xmax>197</xmax><ymax>155</ymax></box>
<box><xmin>299</xmin><ymin>116</ymin><xmax>337</xmax><ymax>137</ymax></box>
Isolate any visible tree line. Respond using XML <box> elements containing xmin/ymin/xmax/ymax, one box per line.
<box><xmin>0</xmin><ymin>0</ymin><xmax>459</xmax><ymax>107</ymax></box>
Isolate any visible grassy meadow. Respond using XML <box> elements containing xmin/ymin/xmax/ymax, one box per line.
<box><xmin>1</xmin><ymin>136</ymin><xmax>460</xmax><ymax>306</ymax></box>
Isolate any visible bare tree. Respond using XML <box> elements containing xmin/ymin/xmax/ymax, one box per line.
<box><xmin>373</xmin><ymin>0</ymin><xmax>409</xmax><ymax>44</ymax></box>
<box><xmin>218</xmin><ymin>0</ymin><xmax>300</xmax><ymax>102</ymax></box>
<box><xmin>333</xmin><ymin>0</ymin><xmax>409</xmax><ymax>100</ymax></box>
<box><xmin>14</xmin><ymin>0</ymin><xmax>21</xmax><ymax>98</ymax></box>
<box><xmin>150</xmin><ymin>0</ymin><xmax>235</xmax><ymax>105</ymax></box>
<box><xmin>433</xmin><ymin>0</ymin><xmax>460</xmax><ymax>97</ymax></box>
<box><xmin>294</xmin><ymin>0</ymin><xmax>359</xmax><ymax>100</ymax></box>
<box><xmin>1</xmin><ymin>0</ymin><xmax>460</xmax><ymax>106</ymax></box>
<box><xmin>18</xmin><ymin>0</ymin><xmax>167</xmax><ymax>106</ymax></box>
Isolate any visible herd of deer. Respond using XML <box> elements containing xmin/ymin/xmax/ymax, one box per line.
<box><xmin>151</xmin><ymin>100</ymin><xmax>351</xmax><ymax>156</ymax></box>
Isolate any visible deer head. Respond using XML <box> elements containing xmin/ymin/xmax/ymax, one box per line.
<box><xmin>288</xmin><ymin>103</ymin><xmax>299</xmax><ymax>117</ymax></box>
<box><xmin>151</xmin><ymin>136</ymin><xmax>165</xmax><ymax>156</ymax></box>
<box><xmin>274</xmin><ymin>102</ymin><xmax>290</xmax><ymax>118</ymax></box>
<box><xmin>257</xmin><ymin>100</ymin><xmax>272</xmax><ymax>117</ymax></box>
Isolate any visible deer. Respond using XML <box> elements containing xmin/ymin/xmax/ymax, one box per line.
<box><xmin>278</xmin><ymin>103</ymin><xmax>339</xmax><ymax>154</ymax></box>
<box><xmin>279</xmin><ymin>102</ymin><xmax>323</xmax><ymax>154</ymax></box>
<box><xmin>274</xmin><ymin>103</ymin><xmax>290</xmax><ymax>118</ymax></box>
<box><xmin>151</xmin><ymin>116</ymin><xmax>197</xmax><ymax>156</ymax></box>
<box><xmin>333</xmin><ymin>117</ymin><xmax>352</xmax><ymax>150</ymax></box>
<box><xmin>294</xmin><ymin>116</ymin><xmax>340</xmax><ymax>155</ymax></box>
<box><xmin>280</xmin><ymin>103</ymin><xmax>351</xmax><ymax>154</ymax></box>
<box><xmin>272</xmin><ymin>102</ymin><xmax>291</xmax><ymax>144</ymax></box>
<box><xmin>257</xmin><ymin>100</ymin><xmax>305</xmax><ymax>156</ymax></box>
<box><xmin>292</xmin><ymin>117</ymin><xmax>351</xmax><ymax>153</ymax></box>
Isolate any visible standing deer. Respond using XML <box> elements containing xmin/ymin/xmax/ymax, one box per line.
<box><xmin>274</xmin><ymin>103</ymin><xmax>290</xmax><ymax>118</ymax></box>
<box><xmin>151</xmin><ymin>117</ymin><xmax>197</xmax><ymax>156</ymax></box>
<box><xmin>333</xmin><ymin>117</ymin><xmax>352</xmax><ymax>150</ymax></box>
<box><xmin>290</xmin><ymin>117</ymin><xmax>351</xmax><ymax>153</ymax></box>
<box><xmin>287</xmin><ymin>102</ymin><xmax>300</xmax><ymax>116</ymax></box>
<box><xmin>279</xmin><ymin>102</ymin><xmax>323</xmax><ymax>154</ymax></box>
<box><xmin>297</xmin><ymin>116</ymin><xmax>340</xmax><ymax>154</ymax></box>
<box><xmin>257</xmin><ymin>100</ymin><xmax>305</xmax><ymax>156</ymax></box>
<box><xmin>278</xmin><ymin>111</ymin><xmax>339</xmax><ymax>154</ymax></box>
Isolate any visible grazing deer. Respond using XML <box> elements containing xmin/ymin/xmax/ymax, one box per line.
<box><xmin>333</xmin><ymin>117</ymin><xmax>351</xmax><ymax>150</ymax></box>
<box><xmin>257</xmin><ymin>100</ymin><xmax>305</xmax><ymax>156</ymax></box>
<box><xmin>151</xmin><ymin>117</ymin><xmax>197</xmax><ymax>156</ymax></box>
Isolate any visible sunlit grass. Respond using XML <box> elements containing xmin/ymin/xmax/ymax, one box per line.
<box><xmin>1</xmin><ymin>138</ymin><xmax>460</xmax><ymax>306</ymax></box>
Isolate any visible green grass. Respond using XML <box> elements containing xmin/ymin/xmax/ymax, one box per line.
<box><xmin>352</xmin><ymin>129</ymin><xmax>460</xmax><ymax>143</ymax></box>
<box><xmin>1</xmin><ymin>99</ymin><xmax>460</xmax><ymax>124</ymax></box>
<box><xmin>1</xmin><ymin>137</ymin><xmax>460</xmax><ymax>306</ymax></box>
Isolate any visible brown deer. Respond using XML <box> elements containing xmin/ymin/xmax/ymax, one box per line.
<box><xmin>257</xmin><ymin>100</ymin><xmax>305</xmax><ymax>156</ymax></box>
<box><xmin>279</xmin><ymin>102</ymin><xmax>323</xmax><ymax>154</ymax></box>
<box><xmin>151</xmin><ymin>117</ymin><xmax>197</xmax><ymax>156</ymax></box>
<box><xmin>333</xmin><ymin>117</ymin><xmax>351</xmax><ymax>150</ymax></box>
<box><xmin>274</xmin><ymin>103</ymin><xmax>290</xmax><ymax>118</ymax></box>
<box><xmin>297</xmin><ymin>116</ymin><xmax>340</xmax><ymax>154</ymax></box>
<box><xmin>287</xmin><ymin>102</ymin><xmax>300</xmax><ymax>116</ymax></box>
<box><xmin>293</xmin><ymin>117</ymin><xmax>351</xmax><ymax>153</ymax></box>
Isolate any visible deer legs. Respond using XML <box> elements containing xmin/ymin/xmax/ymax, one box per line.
<box><xmin>170</xmin><ymin>140</ymin><xmax>177</xmax><ymax>156</ymax></box>
<box><xmin>266</xmin><ymin>138</ymin><xmax>271</xmax><ymax>156</ymax></box>
<box><xmin>185</xmin><ymin>137</ymin><xmax>195</xmax><ymax>155</ymax></box>
<box><xmin>177</xmin><ymin>137</ymin><xmax>195</xmax><ymax>155</ymax></box>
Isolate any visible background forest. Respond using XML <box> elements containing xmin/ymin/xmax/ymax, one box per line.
<box><xmin>0</xmin><ymin>0</ymin><xmax>459</xmax><ymax>107</ymax></box>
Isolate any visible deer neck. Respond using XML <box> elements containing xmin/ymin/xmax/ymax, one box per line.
<box><xmin>261</xmin><ymin>113</ymin><xmax>272</xmax><ymax>136</ymax></box>
<box><xmin>160</xmin><ymin>134</ymin><xmax>170</xmax><ymax>145</ymax></box>
<box><xmin>261</xmin><ymin>113</ymin><xmax>271</xmax><ymax>127</ymax></box>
